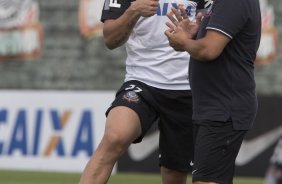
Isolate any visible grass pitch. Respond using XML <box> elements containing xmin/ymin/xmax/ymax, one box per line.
<box><xmin>0</xmin><ymin>170</ymin><xmax>264</xmax><ymax>184</ymax></box>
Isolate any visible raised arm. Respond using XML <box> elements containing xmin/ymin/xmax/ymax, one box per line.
<box><xmin>103</xmin><ymin>0</ymin><xmax>159</xmax><ymax>49</ymax></box>
<box><xmin>165</xmin><ymin>7</ymin><xmax>230</xmax><ymax>61</ymax></box>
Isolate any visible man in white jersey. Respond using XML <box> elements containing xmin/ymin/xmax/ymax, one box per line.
<box><xmin>79</xmin><ymin>0</ymin><xmax>203</xmax><ymax>183</ymax></box>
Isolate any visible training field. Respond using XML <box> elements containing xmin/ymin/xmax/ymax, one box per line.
<box><xmin>0</xmin><ymin>170</ymin><xmax>264</xmax><ymax>184</ymax></box>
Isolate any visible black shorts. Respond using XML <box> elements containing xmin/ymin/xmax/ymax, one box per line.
<box><xmin>106</xmin><ymin>80</ymin><xmax>193</xmax><ymax>172</ymax></box>
<box><xmin>192</xmin><ymin>120</ymin><xmax>247</xmax><ymax>184</ymax></box>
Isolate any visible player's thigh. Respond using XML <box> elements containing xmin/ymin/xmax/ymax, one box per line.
<box><xmin>104</xmin><ymin>80</ymin><xmax>159</xmax><ymax>144</ymax></box>
<box><xmin>107</xmin><ymin>80</ymin><xmax>159</xmax><ymax>143</ymax></box>
<box><xmin>105</xmin><ymin>106</ymin><xmax>141</xmax><ymax>146</ymax></box>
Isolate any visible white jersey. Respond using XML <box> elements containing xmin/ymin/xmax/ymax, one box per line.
<box><xmin>102</xmin><ymin>0</ymin><xmax>198</xmax><ymax>90</ymax></box>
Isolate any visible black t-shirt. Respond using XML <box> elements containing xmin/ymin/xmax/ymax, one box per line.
<box><xmin>189</xmin><ymin>0</ymin><xmax>261</xmax><ymax>130</ymax></box>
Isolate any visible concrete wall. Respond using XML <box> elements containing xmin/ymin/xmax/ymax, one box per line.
<box><xmin>0</xmin><ymin>0</ymin><xmax>125</xmax><ymax>90</ymax></box>
<box><xmin>255</xmin><ymin>0</ymin><xmax>282</xmax><ymax>95</ymax></box>
<box><xmin>0</xmin><ymin>0</ymin><xmax>281</xmax><ymax>94</ymax></box>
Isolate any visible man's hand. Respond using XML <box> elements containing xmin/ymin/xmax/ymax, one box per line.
<box><xmin>130</xmin><ymin>0</ymin><xmax>159</xmax><ymax>17</ymax></box>
<box><xmin>165</xmin><ymin>27</ymin><xmax>187</xmax><ymax>51</ymax></box>
<box><xmin>165</xmin><ymin>6</ymin><xmax>202</xmax><ymax>51</ymax></box>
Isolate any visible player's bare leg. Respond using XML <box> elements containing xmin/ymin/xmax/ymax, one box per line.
<box><xmin>79</xmin><ymin>106</ymin><xmax>141</xmax><ymax>184</ymax></box>
<box><xmin>161</xmin><ymin>166</ymin><xmax>188</xmax><ymax>184</ymax></box>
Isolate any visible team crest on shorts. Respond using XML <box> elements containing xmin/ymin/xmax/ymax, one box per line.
<box><xmin>122</xmin><ymin>91</ymin><xmax>140</xmax><ymax>103</ymax></box>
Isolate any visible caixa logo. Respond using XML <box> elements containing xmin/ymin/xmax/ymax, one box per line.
<box><xmin>157</xmin><ymin>2</ymin><xmax>196</xmax><ymax>17</ymax></box>
<box><xmin>0</xmin><ymin>0</ymin><xmax>43</xmax><ymax>61</ymax></box>
<box><xmin>0</xmin><ymin>109</ymin><xmax>95</xmax><ymax>157</ymax></box>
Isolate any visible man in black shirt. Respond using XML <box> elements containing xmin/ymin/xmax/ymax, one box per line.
<box><xmin>165</xmin><ymin>0</ymin><xmax>261</xmax><ymax>183</ymax></box>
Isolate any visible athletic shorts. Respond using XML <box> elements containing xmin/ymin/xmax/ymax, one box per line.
<box><xmin>192</xmin><ymin>120</ymin><xmax>247</xmax><ymax>184</ymax></box>
<box><xmin>106</xmin><ymin>80</ymin><xmax>193</xmax><ymax>172</ymax></box>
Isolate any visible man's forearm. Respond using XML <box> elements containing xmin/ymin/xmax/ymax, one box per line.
<box><xmin>103</xmin><ymin>8</ymin><xmax>140</xmax><ymax>49</ymax></box>
<box><xmin>183</xmin><ymin>38</ymin><xmax>211</xmax><ymax>61</ymax></box>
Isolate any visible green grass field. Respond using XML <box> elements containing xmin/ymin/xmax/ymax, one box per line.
<box><xmin>0</xmin><ymin>170</ymin><xmax>264</xmax><ymax>184</ymax></box>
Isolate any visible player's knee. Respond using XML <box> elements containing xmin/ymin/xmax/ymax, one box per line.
<box><xmin>102</xmin><ymin>131</ymin><xmax>128</xmax><ymax>153</ymax></box>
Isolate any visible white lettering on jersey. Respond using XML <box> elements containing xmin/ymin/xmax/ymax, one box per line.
<box><xmin>204</xmin><ymin>0</ymin><xmax>213</xmax><ymax>8</ymax></box>
<box><xmin>109</xmin><ymin>0</ymin><xmax>121</xmax><ymax>8</ymax></box>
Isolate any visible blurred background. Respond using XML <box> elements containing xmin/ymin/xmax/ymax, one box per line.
<box><xmin>0</xmin><ymin>0</ymin><xmax>281</xmax><ymax>182</ymax></box>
